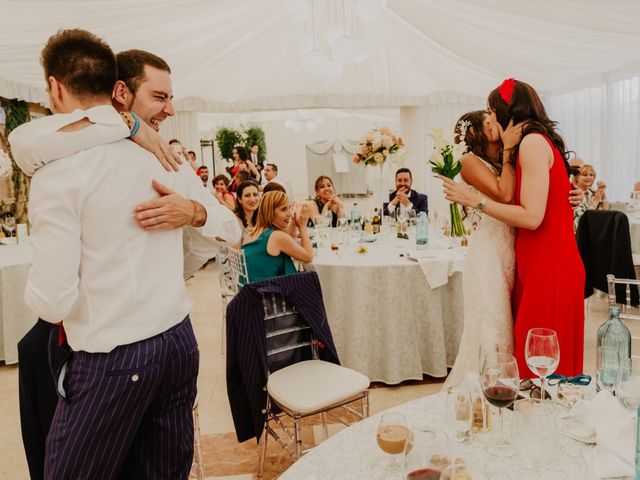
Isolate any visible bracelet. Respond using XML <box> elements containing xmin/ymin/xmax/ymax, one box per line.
<box><xmin>189</xmin><ymin>199</ymin><xmax>198</xmax><ymax>226</ymax></box>
<box><xmin>119</xmin><ymin>112</ymin><xmax>134</xmax><ymax>129</ymax></box>
<box><xmin>129</xmin><ymin>112</ymin><xmax>141</xmax><ymax>137</ymax></box>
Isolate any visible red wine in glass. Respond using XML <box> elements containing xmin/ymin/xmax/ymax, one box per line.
<box><xmin>483</xmin><ymin>385</ymin><xmax>518</xmax><ymax>409</ymax></box>
<box><xmin>406</xmin><ymin>468</ymin><xmax>442</xmax><ymax>480</ymax></box>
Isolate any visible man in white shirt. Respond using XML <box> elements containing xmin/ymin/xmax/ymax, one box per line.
<box><xmin>261</xmin><ymin>162</ymin><xmax>293</xmax><ymax>197</ymax></box>
<box><xmin>11</xmin><ymin>49</ymin><xmax>237</xmax><ymax>277</ymax></box>
<box><xmin>11</xmin><ymin>29</ymin><xmax>210</xmax><ymax>479</ymax></box>
<box><xmin>198</xmin><ymin>165</ymin><xmax>215</xmax><ymax>194</ymax></box>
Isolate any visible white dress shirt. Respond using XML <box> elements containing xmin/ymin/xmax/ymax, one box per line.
<box><xmin>10</xmin><ymin>106</ymin><xmax>239</xmax><ymax>352</ymax></box>
<box><xmin>9</xmin><ymin>105</ymin><xmax>241</xmax><ymax>260</ymax></box>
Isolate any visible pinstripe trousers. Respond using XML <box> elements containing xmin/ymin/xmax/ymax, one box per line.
<box><xmin>44</xmin><ymin>317</ymin><xmax>199</xmax><ymax>480</ymax></box>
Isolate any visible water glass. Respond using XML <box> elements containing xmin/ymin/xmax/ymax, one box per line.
<box><xmin>597</xmin><ymin>346</ymin><xmax>620</xmax><ymax>393</ymax></box>
<box><xmin>617</xmin><ymin>358</ymin><xmax>640</xmax><ymax>412</ymax></box>
<box><xmin>512</xmin><ymin>399</ymin><xmax>560</xmax><ymax>470</ymax></box>
<box><xmin>446</xmin><ymin>385</ymin><xmax>472</xmax><ymax>442</ymax></box>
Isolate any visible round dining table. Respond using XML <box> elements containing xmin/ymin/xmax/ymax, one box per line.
<box><xmin>311</xmin><ymin>234</ymin><xmax>466</xmax><ymax>384</ymax></box>
<box><xmin>279</xmin><ymin>392</ymin><xmax>595</xmax><ymax>480</ymax></box>
<box><xmin>0</xmin><ymin>241</ymin><xmax>36</xmax><ymax>364</ymax></box>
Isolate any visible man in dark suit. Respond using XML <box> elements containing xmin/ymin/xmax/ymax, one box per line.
<box><xmin>384</xmin><ymin>167</ymin><xmax>429</xmax><ymax>217</ymax></box>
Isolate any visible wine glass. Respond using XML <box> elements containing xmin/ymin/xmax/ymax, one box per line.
<box><xmin>525</xmin><ymin>328</ymin><xmax>560</xmax><ymax>401</ymax></box>
<box><xmin>481</xmin><ymin>352</ymin><xmax>519</xmax><ymax>457</ymax></box>
<box><xmin>403</xmin><ymin>429</ymin><xmax>449</xmax><ymax>479</ymax></box>
<box><xmin>446</xmin><ymin>385</ymin><xmax>472</xmax><ymax>442</ymax></box>
<box><xmin>3</xmin><ymin>215</ymin><xmax>16</xmax><ymax>238</ymax></box>
<box><xmin>616</xmin><ymin>357</ymin><xmax>640</xmax><ymax>412</ymax></box>
<box><xmin>376</xmin><ymin>412</ymin><xmax>411</xmax><ymax>474</ymax></box>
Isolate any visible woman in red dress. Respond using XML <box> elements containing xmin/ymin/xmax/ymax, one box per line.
<box><xmin>442</xmin><ymin>79</ymin><xmax>585</xmax><ymax>376</ymax></box>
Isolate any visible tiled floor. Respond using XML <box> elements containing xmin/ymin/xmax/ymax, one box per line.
<box><xmin>0</xmin><ymin>263</ymin><xmax>627</xmax><ymax>479</ymax></box>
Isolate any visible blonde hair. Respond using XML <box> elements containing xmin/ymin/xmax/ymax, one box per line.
<box><xmin>578</xmin><ymin>164</ymin><xmax>596</xmax><ymax>177</ymax></box>
<box><xmin>255</xmin><ymin>190</ymin><xmax>289</xmax><ymax>232</ymax></box>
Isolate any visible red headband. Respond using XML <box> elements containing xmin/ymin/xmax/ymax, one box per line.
<box><xmin>498</xmin><ymin>78</ymin><xmax>515</xmax><ymax>105</ymax></box>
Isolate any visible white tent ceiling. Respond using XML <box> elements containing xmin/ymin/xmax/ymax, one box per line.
<box><xmin>1</xmin><ymin>0</ymin><xmax>640</xmax><ymax>112</ymax></box>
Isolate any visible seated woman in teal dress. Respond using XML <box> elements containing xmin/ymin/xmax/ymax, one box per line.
<box><xmin>241</xmin><ymin>190</ymin><xmax>313</xmax><ymax>284</ymax></box>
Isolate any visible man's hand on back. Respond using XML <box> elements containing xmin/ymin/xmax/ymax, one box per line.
<box><xmin>135</xmin><ymin>180</ymin><xmax>206</xmax><ymax>230</ymax></box>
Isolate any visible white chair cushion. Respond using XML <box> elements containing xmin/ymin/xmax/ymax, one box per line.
<box><xmin>267</xmin><ymin>360</ymin><xmax>370</xmax><ymax>415</ymax></box>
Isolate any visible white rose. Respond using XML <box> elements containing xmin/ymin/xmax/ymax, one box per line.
<box><xmin>373</xmin><ymin>152</ymin><xmax>384</xmax><ymax>164</ymax></box>
<box><xmin>381</xmin><ymin>135</ymin><xmax>393</xmax><ymax>148</ymax></box>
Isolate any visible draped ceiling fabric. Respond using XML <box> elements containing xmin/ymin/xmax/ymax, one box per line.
<box><xmin>1</xmin><ymin>0</ymin><xmax>640</xmax><ymax>111</ymax></box>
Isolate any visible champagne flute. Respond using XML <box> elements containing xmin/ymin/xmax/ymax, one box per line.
<box><xmin>525</xmin><ymin>328</ymin><xmax>560</xmax><ymax>402</ymax></box>
<box><xmin>481</xmin><ymin>352</ymin><xmax>519</xmax><ymax>457</ymax></box>
<box><xmin>376</xmin><ymin>412</ymin><xmax>411</xmax><ymax>475</ymax></box>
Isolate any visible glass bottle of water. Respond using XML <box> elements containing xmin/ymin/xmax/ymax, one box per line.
<box><xmin>596</xmin><ymin>306</ymin><xmax>631</xmax><ymax>392</ymax></box>
<box><xmin>415</xmin><ymin>211</ymin><xmax>428</xmax><ymax>249</ymax></box>
<box><xmin>350</xmin><ymin>203</ymin><xmax>362</xmax><ymax>227</ymax></box>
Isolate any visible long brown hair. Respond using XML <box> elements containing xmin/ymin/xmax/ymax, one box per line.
<box><xmin>454</xmin><ymin>110</ymin><xmax>499</xmax><ymax>170</ymax></box>
<box><xmin>488</xmin><ymin>80</ymin><xmax>570</xmax><ymax>174</ymax></box>
<box><xmin>234</xmin><ymin>180</ymin><xmax>259</xmax><ymax>228</ymax></box>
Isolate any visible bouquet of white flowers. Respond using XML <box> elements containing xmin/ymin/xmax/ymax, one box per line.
<box><xmin>428</xmin><ymin>125</ymin><xmax>469</xmax><ymax>238</ymax></box>
<box><xmin>352</xmin><ymin>127</ymin><xmax>404</xmax><ymax>166</ymax></box>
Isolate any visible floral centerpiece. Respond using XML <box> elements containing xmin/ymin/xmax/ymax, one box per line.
<box><xmin>428</xmin><ymin>124</ymin><xmax>469</xmax><ymax>238</ymax></box>
<box><xmin>352</xmin><ymin>127</ymin><xmax>404</xmax><ymax>166</ymax></box>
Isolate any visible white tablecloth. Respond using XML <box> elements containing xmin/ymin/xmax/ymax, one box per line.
<box><xmin>279</xmin><ymin>392</ymin><xmax>594</xmax><ymax>480</ymax></box>
<box><xmin>0</xmin><ymin>243</ymin><xmax>36</xmax><ymax>364</ymax></box>
<box><xmin>313</xmin><ymin>241</ymin><xmax>466</xmax><ymax>384</ymax></box>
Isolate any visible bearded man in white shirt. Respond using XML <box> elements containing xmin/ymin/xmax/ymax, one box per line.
<box><xmin>11</xmin><ymin>29</ymin><xmax>213</xmax><ymax>479</ymax></box>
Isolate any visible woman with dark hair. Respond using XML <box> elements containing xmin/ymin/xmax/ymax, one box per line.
<box><xmin>442</xmin><ymin>79</ymin><xmax>585</xmax><ymax>377</ymax></box>
<box><xmin>212</xmin><ymin>174</ymin><xmax>236</xmax><ymax>211</ymax></box>
<box><xmin>307</xmin><ymin>176</ymin><xmax>345</xmax><ymax>227</ymax></box>
<box><xmin>235</xmin><ymin>181</ymin><xmax>260</xmax><ymax>233</ymax></box>
<box><xmin>229</xmin><ymin>146</ymin><xmax>260</xmax><ymax>182</ymax></box>
<box><xmin>443</xmin><ymin>110</ymin><xmax>522</xmax><ymax>388</ymax></box>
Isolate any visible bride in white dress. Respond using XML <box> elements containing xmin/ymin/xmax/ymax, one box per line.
<box><xmin>443</xmin><ymin>111</ymin><xmax>521</xmax><ymax>389</ymax></box>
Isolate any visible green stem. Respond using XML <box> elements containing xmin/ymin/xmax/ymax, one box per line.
<box><xmin>449</xmin><ymin>202</ymin><xmax>466</xmax><ymax>237</ymax></box>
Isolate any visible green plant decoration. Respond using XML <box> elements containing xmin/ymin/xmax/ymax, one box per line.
<box><xmin>243</xmin><ymin>124</ymin><xmax>267</xmax><ymax>159</ymax></box>
<box><xmin>0</xmin><ymin>98</ymin><xmax>31</xmax><ymax>221</ymax></box>
<box><xmin>215</xmin><ymin>127</ymin><xmax>244</xmax><ymax>160</ymax></box>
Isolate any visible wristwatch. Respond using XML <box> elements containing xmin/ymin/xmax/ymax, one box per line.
<box><xmin>475</xmin><ymin>196</ymin><xmax>488</xmax><ymax>212</ymax></box>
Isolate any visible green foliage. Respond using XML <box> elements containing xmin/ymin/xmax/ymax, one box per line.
<box><xmin>215</xmin><ymin>124</ymin><xmax>268</xmax><ymax>161</ymax></box>
<box><xmin>243</xmin><ymin>124</ymin><xmax>267</xmax><ymax>158</ymax></box>
<box><xmin>429</xmin><ymin>146</ymin><xmax>462</xmax><ymax>179</ymax></box>
<box><xmin>0</xmin><ymin>98</ymin><xmax>30</xmax><ymax>219</ymax></box>
<box><xmin>215</xmin><ymin>127</ymin><xmax>244</xmax><ymax>160</ymax></box>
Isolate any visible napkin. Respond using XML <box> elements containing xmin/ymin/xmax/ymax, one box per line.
<box><xmin>415</xmin><ymin>248</ymin><xmax>465</xmax><ymax>290</ymax></box>
<box><xmin>569</xmin><ymin>391</ymin><xmax>636</xmax><ymax>478</ymax></box>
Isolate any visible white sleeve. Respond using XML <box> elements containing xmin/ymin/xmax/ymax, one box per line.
<box><xmin>24</xmin><ymin>160</ymin><xmax>85</xmax><ymax>321</ymax></box>
<box><xmin>8</xmin><ymin>107</ymin><xmax>129</xmax><ymax>176</ymax></box>
<box><xmin>183</xmin><ymin>167</ymin><xmax>242</xmax><ymax>244</ymax></box>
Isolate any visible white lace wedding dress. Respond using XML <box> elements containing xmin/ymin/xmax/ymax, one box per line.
<box><xmin>443</xmin><ymin>160</ymin><xmax>516</xmax><ymax>389</ymax></box>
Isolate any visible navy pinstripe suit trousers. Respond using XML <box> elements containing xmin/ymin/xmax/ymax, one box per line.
<box><xmin>44</xmin><ymin>317</ymin><xmax>199</xmax><ymax>480</ymax></box>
